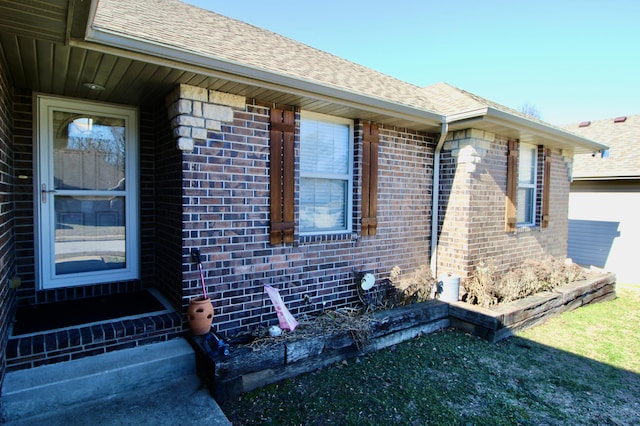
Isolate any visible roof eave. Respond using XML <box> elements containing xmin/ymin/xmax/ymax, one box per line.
<box><xmin>488</xmin><ymin>108</ymin><xmax>609</xmax><ymax>153</ymax></box>
<box><xmin>445</xmin><ymin>107</ymin><xmax>609</xmax><ymax>154</ymax></box>
<box><xmin>83</xmin><ymin>24</ymin><xmax>443</xmax><ymax>128</ymax></box>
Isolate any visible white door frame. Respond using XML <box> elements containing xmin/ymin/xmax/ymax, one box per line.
<box><xmin>34</xmin><ymin>94</ymin><xmax>140</xmax><ymax>289</ymax></box>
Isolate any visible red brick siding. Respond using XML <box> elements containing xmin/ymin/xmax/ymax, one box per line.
<box><xmin>153</xmin><ymin>104</ymin><xmax>184</xmax><ymax>313</ymax></box>
<box><xmin>12</xmin><ymin>91</ymin><xmax>35</xmax><ymax>305</ymax></box>
<box><xmin>6</xmin><ymin>312</ymin><xmax>183</xmax><ymax>371</ymax></box>
<box><xmin>0</xmin><ymin>52</ymin><xmax>17</xmax><ymax>397</ymax></box>
<box><xmin>435</xmin><ymin>142</ymin><xmax>472</xmax><ymax>275</ymax></box>
<box><xmin>181</xmin><ymin>103</ymin><xmax>437</xmax><ymax>335</ymax></box>
<box><xmin>3</xmin><ymin>85</ymin><xmax>572</xmax><ymax>371</ymax></box>
<box><xmin>437</xmin><ymin>132</ymin><xmax>569</xmax><ymax>278</ymax></box>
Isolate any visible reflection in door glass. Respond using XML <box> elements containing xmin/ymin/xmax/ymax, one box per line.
<box><xmin>54</xmin><ymin>196</ymin><xmax>126</xmax><ymax>275</ymax></box>
<box><xmin>51</xmin><ymin>110</ymin><xmax>128</xmax><ymax>276</ymax></box>
<box><xmin>53</xmin><ymin>112</ymin><xmax>126</xmax><ymax>191</ymax></box>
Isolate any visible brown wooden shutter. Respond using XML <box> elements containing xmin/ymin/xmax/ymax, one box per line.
<box><xmin>361</xmin><ymin>122</ymin><xmax>379</xmax><ymax>236</ymax></box>
<box><xmin>541</xmin><ymin>147</ymin><xmax>551</xmax><ymax>228</ymax></box>
<box><xmin>505</xmin><ymin>139</ymin><xmax>519</xmax><ymax>232</ymax></box>
<box><xmin>270</xmin><ymin>108</ymin><xmax>295</xmax><ymax>244</ymax></box>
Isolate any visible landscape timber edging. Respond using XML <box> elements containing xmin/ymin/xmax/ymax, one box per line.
<box><xmin>207</xmin><ymin>299</ymin><xmax>451</xmax><ymax>401</ymax></box>
<box><xmin>448</xmin><ymin>272</ymin><xmax>617</xmax><ymax>343</ymax></box>
<box><xmin>200</xmin><ymin>272</ymin><xmax>616</xmax><ymax>402</ymax></box>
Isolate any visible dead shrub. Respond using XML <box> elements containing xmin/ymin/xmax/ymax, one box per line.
<box><xmin>464</xmin><ymin>259</ymin><xmax>499</xmax><ymax>307</ymax></box>
<box><xmin>388</xmin><ymin>264</ymin><xmax>437</xmax><ymax>306</ymax></box>
<box><xmin>465</xmin><ymin>257</ymin><xmax>588</xmax><ymax>308</ymax></box>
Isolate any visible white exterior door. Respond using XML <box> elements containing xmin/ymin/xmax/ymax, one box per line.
<box><xmin>36</xmin><ymin>95</ymin><xmax>139</xmax><ymax>289</ymax></box>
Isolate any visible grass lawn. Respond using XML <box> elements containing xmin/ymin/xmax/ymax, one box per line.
<box><xmin>221</xmin><ymin>284</ymin><xmax>640</xmax><ymax>425</ymax></box>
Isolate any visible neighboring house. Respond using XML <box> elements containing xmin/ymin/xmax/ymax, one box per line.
<box><xmin>0</xmin><ymin>0</ymin><xmax>606</xmax><ymax>401</ymax></box>
<box><xmin>564</xmin><ymin>115</ymin><xmax>640</xmax><ymax>283</ymax></box>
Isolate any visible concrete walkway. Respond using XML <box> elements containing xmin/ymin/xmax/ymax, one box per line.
<box><xmin>2</xmin><ymin>338</ymin><xmax>230</xmax><ymax>425</ymax></box>
<box><xmin>3</xmin><ymin>375</ymin><xmax>230</xmax><ymax>426</ymax></box>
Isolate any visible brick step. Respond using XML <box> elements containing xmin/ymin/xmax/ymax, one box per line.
<box><xmin>6</xmin><ymin>290</ymin><xmax>183</xmax><ymax>371</ymax></box>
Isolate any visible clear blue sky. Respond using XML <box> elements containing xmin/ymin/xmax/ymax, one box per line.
<box><xmin>184</xmin><ymin>0</ymin><xmax>639</xmax><ymax>124</ymax></box>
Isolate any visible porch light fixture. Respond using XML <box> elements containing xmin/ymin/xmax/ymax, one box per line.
<box><xmin>82</xmin><ymin>82</ymin><xmax>105</xmax><ymax>91</ymax></box>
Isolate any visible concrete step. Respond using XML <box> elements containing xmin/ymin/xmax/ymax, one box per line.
<box><xmin>1</xmin><ymin>338</ymin><xmax>227</xmax><ymax>423</ymax></box>
<box><xmin>2</xmin><ymin>374</ymin><xmax>231</xmax><ymax>426</ymax></box>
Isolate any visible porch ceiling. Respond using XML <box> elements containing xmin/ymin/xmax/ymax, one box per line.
<box><xmin>0</xmin><ymin>0</ymin><xmax>442</xmax><ymax>132</ymax></box>
<box><xmin>0</xmin><ymin>0</ymin><xmax>70</xmax><ymax>43</ymax></box>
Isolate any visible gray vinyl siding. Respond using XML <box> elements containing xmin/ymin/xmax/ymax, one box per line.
<box><xmin>568</xmin><ymin>179</ymin><xmax>640</xmax><ymax>283</ymax></box>
<box><xmin>568</xmin><ymin>219</ymin><xmax>620</xmax><ymax>268</ymax></box>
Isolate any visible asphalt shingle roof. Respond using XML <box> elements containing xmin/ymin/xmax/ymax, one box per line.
<box><xmin>562</xmin><ymin>115</ymin><xmax>640</xmax><ymax>179</ymax></box>
<box><xmin>91</xmin><ymin>0</ymin><xmax>610</xmax><ymax>153</ymax></box>
<box><xmin>421</xmin><ymin>82</ymin><xmax>579</xmax><ymax>133</ymax></box>
<box><xmin>93</xmin><ymin>0</ymin><xmax>439</xmax><ymax>113</ymax></box>
<box><xmin>420</xmin><ymin>82</ymin><xmax>486</xmax><ymax>115</ymax></box>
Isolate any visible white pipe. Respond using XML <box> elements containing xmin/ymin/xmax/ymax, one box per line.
<box><xmin>430</xmin><ymin>120</ymin><xmax>449</xmax><ymax>278</ymax></box>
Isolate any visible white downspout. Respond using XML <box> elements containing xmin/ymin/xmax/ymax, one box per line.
<box><xmin>430</xmin><ymin>119</ymin><xmax>449</xmax><ymax>279</ymax></box>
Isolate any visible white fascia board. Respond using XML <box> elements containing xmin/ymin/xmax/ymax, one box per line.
<box><xmin>444</xmin><ymin>106</ymin><xmax>608</xmax><ymax>154</ymax></box>
<box><xmin>83</xmin><ymin>26</ymin><xmax>443</xmax><ymax>127</ymax></box>
<box><xmin>485</xmin><ymin>108</ymin><xmax>609</xmax><ymax>153</ymax></box>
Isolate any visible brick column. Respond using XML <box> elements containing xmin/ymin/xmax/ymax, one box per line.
<box><xmin>438</xmin><ymin>129</ymin><xmax>496</xmax><ymax>277</ymax></box>
<box><xmin>165</xmin><ymin>84</ymin><xmax>246</xmax><ymax>151</ymax></box>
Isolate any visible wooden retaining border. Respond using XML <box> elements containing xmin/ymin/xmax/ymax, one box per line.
<box><xmin>449</xmin><ymin>272</ymin><xmax>616</xmax><ymax>343</ymax></box>
<box><xmin>194</xmin><ymin>272</ymin><xmax>616</xmax><ymax>402</ymax></box>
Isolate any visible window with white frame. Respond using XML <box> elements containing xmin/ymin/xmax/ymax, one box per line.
<box><xmin>517</xmin><ymin>143</ymin><xmax>537</xmax><ymax>225</ymax></box>
<box><xmin>299</xmin><ymin>112</ymin><xmax>353</xmax><ymax>234</ymax></box>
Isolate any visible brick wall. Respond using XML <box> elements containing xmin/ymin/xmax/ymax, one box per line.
<box><xmin>153</xmin><ymin>103</ymin><xmax>184</xmax><ymax>312</ymax></box>
<box><xmin>170</xmin><ymin>85</ymin><xmax>437</xmax><ymax>335</ymax></box>
<box><xmin>437</xmin><ymin>129</ymin><xmax>570</xmax><ymax>278</ymax></box>
<box><xmin>3</xmin><ymin>81</ymin><xmax>573</xmax><ymax>369</ymax></box>
<box><xmin>13</xmin><ymin>91</ymin><xmax>34</xmax><ymax>305</ymax></box>
<box><xmin>0</xmin><ymin>52</ymin><xmax>17</xmax><ymax>400</ymax></box>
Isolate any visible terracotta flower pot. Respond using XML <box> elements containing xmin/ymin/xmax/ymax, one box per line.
<box><xmin>187</xmin><ymin>297</ymin><xmax>213</xmax><ymax>335</ymax></box>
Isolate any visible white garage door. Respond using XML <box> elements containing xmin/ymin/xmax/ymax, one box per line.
<box><xmin>568</xmin><ymin>183</ymin><xmax>640</xmax><ymax>284</ymax></box>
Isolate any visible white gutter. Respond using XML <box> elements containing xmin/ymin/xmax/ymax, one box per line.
<box><xmin>447</xmin><ymin>107</ymin><xmax>608</xmax><ymax>154</ymax></box>
<box><xmin>81</xmin><ymin>2</ymin><xmax>442</xmax><ymax>127</ymax></box>
<box><xmin>429</xmin><ymin>120</ymin><xmax>449</xmax><ymax>279</ymax></box>
<box><xmin>75</xmin><ymin>33</ymin><xmax>442</xmax><ymax>127</ymax></box>
<box><xmin>483</xmin><ymin>108</ymin><xmax>608</xmax><ymax>154</ymax></box>
<box><xmin>445</xmin><ymin>107</ymin><xmax>608</xmax><ymax>154</ymax></box>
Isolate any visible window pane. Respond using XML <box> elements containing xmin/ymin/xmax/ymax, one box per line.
<box><xmin>300</xmin><ymin>119</ymin><xmax>349</xmax><ymax>175</ymax></box>
<box><xmin>518</xmin><ymin>147</ymin><xmax>536</xmax><ymax>184</ymax></box>
<box><xmin>55</xmin><ymin>196</ymin><xmax>126</xmax><ymax>275</ymax></box>
<box><xmin>517</xmin><ymin>188</ymin><xmax>534</xmax><ymax>224</ymax></box>
<box><xmin>518</xmin><ymin>145</ymin><xmax>536</xmax><ymax>185</ymax></box>
<box><xmin>53</xmin><ymin>112</ymin><xmax>126</xmax><ymax>191</ymax></box>
<box><xmin>300</xmin><ymin>178</ymin><xmax>346</xmax><ymax>230</ymax></box>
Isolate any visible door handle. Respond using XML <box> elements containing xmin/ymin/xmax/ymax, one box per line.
<box><xmin>41</xmin><ymin>184</ymin><xmax>56</xmax><ymax>203</ymax></box>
